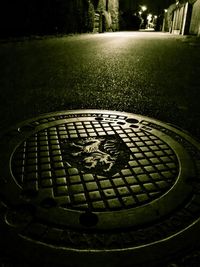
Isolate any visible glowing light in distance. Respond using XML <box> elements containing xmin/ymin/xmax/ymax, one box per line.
<box><xmin>147</xmin><ymin>14</ymin><xmax>152</xmax><ymax>20</ymax></box>
<box><xmin>141</xmin><ymin>5</ymin><xmax>147</xmax><ymax>12</ymax></box>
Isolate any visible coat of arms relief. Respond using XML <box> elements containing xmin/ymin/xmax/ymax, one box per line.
<box><xmin>61</xmin><ymin>135</ymin><xmax>130</xmax><ymax>176</ymax></box>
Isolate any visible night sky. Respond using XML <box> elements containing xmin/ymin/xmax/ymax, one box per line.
<box><xmin>138</xmin><ymin>0</ymin><xmax>175</xmax><ymax>13</ymax></box>
<box><xmin>120</xmin><ymin>0</ymin><xmax>175</xmax><ymax>14</ymax></box>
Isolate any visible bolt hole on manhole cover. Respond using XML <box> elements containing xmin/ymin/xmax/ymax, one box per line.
<box><xmin>0</xmin><ymin>110</ymin><xmax>200</xmax><ymax>267</ymax></box>
<box><xmin>79</xmin><ymin>211</ymin><xmax>99</xmax><ymax>227</ymax></box>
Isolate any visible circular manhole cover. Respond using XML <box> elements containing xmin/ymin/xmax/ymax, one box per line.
<box><xmin>0</xmin><ymin>110</ymin><xmax>200</xmax><ymax>266</ymax></box>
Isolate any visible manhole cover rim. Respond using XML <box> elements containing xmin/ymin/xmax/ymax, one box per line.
<box><xmin>2</xmin><ymin>215</ymin><xmax>200</xmax><ymax>267</ymax></box>
<box><xmin>1</xmin><ymin>109</ymin><xmax>200</xmax><ymax>266</ymax></box>
<box><xmin>1</xmin><ymin>110</ymin><xmax>194</xmax><ymax>230</ymax></box>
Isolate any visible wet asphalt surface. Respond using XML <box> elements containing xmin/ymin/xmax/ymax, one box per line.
<box><xmin>0</xmin><ymin>32</ymin><xmax>200</xmax><ymax>139</ymax></box>
<box><xmin>0</xmin><ymin>31</ymin><xmax>200</xmax><ymax>266</ymax></box>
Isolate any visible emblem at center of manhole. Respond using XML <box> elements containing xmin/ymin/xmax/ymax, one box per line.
<box><xmin>61</xmin><ymin>135</ymin><xmax>130</xmax><ymax>176</ymax></box>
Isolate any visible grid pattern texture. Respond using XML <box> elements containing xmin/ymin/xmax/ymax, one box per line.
<box><xmin>12</xmin><ymin>119</ymin><xmax>178</xmax><ymax>211</ymax></box>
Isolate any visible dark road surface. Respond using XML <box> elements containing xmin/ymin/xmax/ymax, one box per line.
<box><xmin>0</xmin><ymin>32</ymin><xmax>200</xmax><ymax>138</ymax></box>
<box><xmin>1</xmin><ymin>32</ymin><xmax>200</xmax><ymax>266</ymax></box>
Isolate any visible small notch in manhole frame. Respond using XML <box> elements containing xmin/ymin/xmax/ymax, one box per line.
<box><xmin>79</xmin><ymin>211</ymin><xmax>98</xmax><ymax>227</ymax></box>
<box><xmin>117</xmin><ymin>121</ymin><xmax>126</xmax><ymax>125</ymax></box>
<box><xmin>126</xmin><ymin>118</ymin><xmax>139</xmax><ymax>124</ymax></box>
<box><xmin>18</xmin><ymin>124</ymin><xmax>35</xmax><ymax>132</ymax></box>
<box><xmin>95</xmin><ymin>117</ymin><xmax>103</xmax><ymax>121</ymax></box>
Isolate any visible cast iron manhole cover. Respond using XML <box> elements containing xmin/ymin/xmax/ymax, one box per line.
<box><xmin>0</xmin><ymin>110</ymin><xmax>200</xmax><ymax>266</ymax></box>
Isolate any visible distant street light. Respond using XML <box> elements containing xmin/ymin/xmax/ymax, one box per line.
<box><xmin>141</xmin><ymin>5</ymin><xmax>147</xmax><ymax>12</ymax></box>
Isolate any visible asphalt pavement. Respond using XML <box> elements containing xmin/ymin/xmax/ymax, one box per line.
<box><xmin>0</xmin><ymin>32</ymin><xmax>200</xmax><ymax>139</ymax></box>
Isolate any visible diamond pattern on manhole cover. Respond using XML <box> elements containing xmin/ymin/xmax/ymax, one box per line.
<box><xmin>1</xmin><ymin>110</ymin><xmax>200</xmax><ymax>267</ymax></box>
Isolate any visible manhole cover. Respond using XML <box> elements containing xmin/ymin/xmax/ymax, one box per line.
<box><xmin>0</xmin><ymin>110</ymin><xmax>200</xmax><ymax>266</ymax></box>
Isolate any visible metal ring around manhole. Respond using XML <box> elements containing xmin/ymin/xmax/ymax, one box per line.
<box><xmin>0</xmin><ymin>109</ymin><xmax>200</xmax><ymax>266</ymax></box>
<box><xmin>5</xmin><ymin>204</ymin><xmax>35</xmax><ymax>227</ymax></box>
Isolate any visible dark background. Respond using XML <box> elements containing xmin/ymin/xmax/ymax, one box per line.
<box><xmin>0</xmin><ymin>0</ymin><xmax>175</xmax><ymax>38</ymax></box>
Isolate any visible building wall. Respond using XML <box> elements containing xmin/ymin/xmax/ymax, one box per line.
<box><xmin>164</xmin><ymin>3</ymin><xmax>177</xmax><ymax>32</ymax></box>
<box><xmin>167</xmin><ymin>1</ymin><xmax>195</xmax><ymax>35</ymax></box>
<box><xmin>108</xmin><ymin>0</ymin><xmax>119</xmax><ymax>31</ymax></box>
<box><xmin>189</xmin><ymin>0</ymin><xmax>200</xmax><ymax>34</ymax></box>
<box><xmin>167</xmin><ymin>0</ymin><xmax>200</xmax><ymax>36</ymax></box>
<box><xmin>94</xmin><ymin>0</ymin><xmax>119</xmax><ymax>32</ymax></box>
<box><xmin>171</xmin><ymin>3</ymin><xmax>187</xmax><ymax>34</ymax></box>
